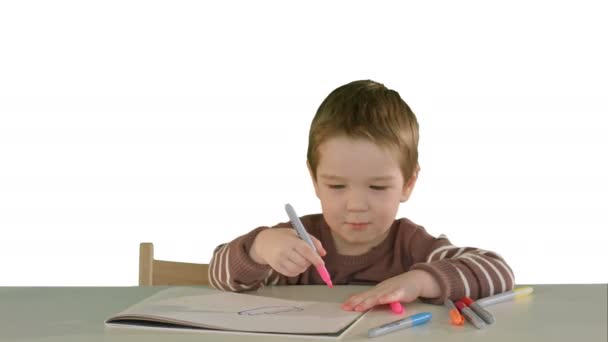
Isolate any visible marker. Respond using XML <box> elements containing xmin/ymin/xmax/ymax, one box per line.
<box><xmin>461</xmin><ymin>296</ymin><xmax>495</xmax><ymax>324</ymax></box>
<box><xmin>285</xmin><ymin>204</ymin><xmax>333</xmax><ymax>288</ymax></box>
<box><xmin>476</xmin><ymin>287</ymin><xmax>534</xmax><ymax>307</ymax></box>
<box><xmin>390</xmin><ymin>302</ymin><xmax>404</xmax><ymax>314</ymax></box>
<box><xmin>367</xmin><ymin>312</ymin><xmax>432</xmax><ymax>338</ymax></box>
<box><xmin>444</xmin><ymin>299</ymin><xmax>464</xmax><ymax>325</ymax></box>
<box><xmin>455</xmin><ymin>300</ymin><xmax>486</xmax><ymax>329</ymax></box>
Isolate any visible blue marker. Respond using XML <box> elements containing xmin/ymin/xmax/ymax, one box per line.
<box><xmin>367</xmin><ymin>312</ymin><xmax>432</xmax><ymax>338</ymax></box>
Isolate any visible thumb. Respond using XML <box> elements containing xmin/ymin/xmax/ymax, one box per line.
<box><xmin>310</xmin><ymin>235</ymin><xmax>327</xmax><ymax>256</ymax></box>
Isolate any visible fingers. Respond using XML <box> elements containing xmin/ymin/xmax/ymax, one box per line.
<box><xmin>287</xmin><ymin>250</ymin><xmax>309</xmax><ymax>270</ymax></box>
<box><xmin>341</xmin><ymin>295</ymin><xmax>358</xmax><ymax>311</ymax></box>
<box><xmin>355</xmin><ymin>296</ymin><xmax>382</xmax><ymax>312</ymax></box>
<box><xmin>277</xmin><ymin>259</ymin><xmax>304</xmax><ymax>277</ymax></box>
<box><xmin>342</xmin><ymin>293</ymin><xmax>365</xmax><ymax>311</ymax></box>
<box><xmin>342</xmin><ymin>287</ymin><xmax>403</xmax><ymax>312</ymax></box>
<box><xmin>266</xmin><ymin>230</ymin><xmax>327</xmax><ymax>278</ymax></box>
<box><xmin>294</xmin><ymin>242</ymin><xmax>325</xmax><ymax>267</ymax></box>
<box><xmin>310</xmin><ymin>235</ymin><xmax>327</xmax><ymax>256</ymax></box>
<box><xmin>342</xmin><ymin>292</ymin><xmax>381</xmax><ymax>312</ymax></box>
<box><xmin>378</xmin><ymin>291</ymin><xmax>401</xmax><ymax>304</ymax></box>
<box><xmin>275</xmin><ymin>245</ymin><xmax>317</xmax><ymax>277</ymax></box>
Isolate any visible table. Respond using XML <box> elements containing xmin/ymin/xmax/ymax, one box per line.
<box><xmin>0</xmin><ymin>284</ymin><xmax>606</xmax><ymax>341</ymax></box>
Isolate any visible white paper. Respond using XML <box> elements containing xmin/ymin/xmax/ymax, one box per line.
<box><xmin>106</xmin><ymin>287</ymin><xmax>364</xmax><ymax>336</ymax></box>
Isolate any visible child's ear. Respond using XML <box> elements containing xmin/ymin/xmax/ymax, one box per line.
<box><xmin>400</xmin><ymin>165</ymin><xmax>420</xmax><ymax>203</ymax></box>
<box><xmin>307</xmin><ymin>161</ymin><xmax>321</xmax><ymax>199</ymax></box>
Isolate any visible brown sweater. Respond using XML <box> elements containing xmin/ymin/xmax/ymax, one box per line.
<box><xmin>208</xmin><ymin>214</ymin><xmax>514</xmax><ymax>304</ymax></box>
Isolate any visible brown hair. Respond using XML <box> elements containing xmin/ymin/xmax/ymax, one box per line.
<box><xmin>307</xmin><ymin>80</ymin><xmax>419</xmax><ymax>182</ymax></box>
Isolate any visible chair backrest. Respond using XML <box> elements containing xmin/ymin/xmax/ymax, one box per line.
<box><xmin>139</xmin><ymin>242</ymin><xmax>210</xmax><ymax>286</ymax></box>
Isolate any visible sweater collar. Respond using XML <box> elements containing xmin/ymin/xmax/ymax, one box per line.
<box><xmin>317</xmin><ymin>215</ymin><xmax>398</xmax><ymax>266</ymax></box>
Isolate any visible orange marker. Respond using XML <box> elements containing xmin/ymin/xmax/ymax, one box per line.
<box><xmin>444</xmin><ymin>299</ymin><xmax>464</xmax><ymax>325</ymax></box>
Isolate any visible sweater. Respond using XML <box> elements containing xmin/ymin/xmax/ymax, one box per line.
<box><xmin>208</xmin><ymin>214</ymin><xmax>514</xmax><ymax>304</ymax></box>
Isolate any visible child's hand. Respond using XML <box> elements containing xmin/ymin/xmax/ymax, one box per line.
<box><xmin>250</xmin><ymin>228</ymin><xmax>327</xmax><ymax>277</ymax></box>
<box><xmin>341</xmin><ymin>270</ymin><xmax>440</xmax><ymax>312</ymax></box>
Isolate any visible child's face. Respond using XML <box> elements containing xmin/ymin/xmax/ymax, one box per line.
<box><xmin>309</xmin><ymin>136</ymin><xmax>417</xmax><ymax>255</ymax></box>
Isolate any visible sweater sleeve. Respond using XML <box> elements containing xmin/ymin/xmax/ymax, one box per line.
<box><xmin>208</xmin><ymin>226</ymin><xmax>274</xmax><ymax>291</ymax></box>
<box><xmin>208</xmin><ymin>219</ymin><xmax>311</xmax><ymax>291</ymax></box>
<box><xmin>406</xmin><ymin>224</ymin><xmax>515</xmax><ymax>304</ymax></box>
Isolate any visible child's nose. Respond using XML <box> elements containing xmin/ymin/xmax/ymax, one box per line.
<box><xmin>346</xmin><ymin>192</ymin><xmax>368</xmax><ymax>212</ymax></box>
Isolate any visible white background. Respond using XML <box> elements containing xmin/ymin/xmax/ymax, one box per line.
<box><xmin>1</xmin><ymin>1</ymin><xmax>606</xmax><ymax>286</ymax></box>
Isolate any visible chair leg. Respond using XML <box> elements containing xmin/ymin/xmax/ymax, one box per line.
<box><xmin>139</xmin><ymin>242</ymin><xmax>154</xmax><ymax>286</ymax></box>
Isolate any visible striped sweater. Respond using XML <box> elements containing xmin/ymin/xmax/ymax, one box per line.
<box><xmin>209</xmin><ymin>214</ymin><xmax>514</xmax><ymax>304</ymax></box>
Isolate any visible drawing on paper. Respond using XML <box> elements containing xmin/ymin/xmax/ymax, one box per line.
<box><xmin>238</xmin><ymin>306</ymin><xmax>304</xmax><ymax>315</ymax></box>
<box><xmin>142</xmin><ymin>304</ymin><xmax>304</xmax><ymax>316</ymax></box>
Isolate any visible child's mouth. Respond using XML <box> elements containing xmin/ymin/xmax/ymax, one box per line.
<box><xmin>347</xmin><ymin>222</ymin><xmax>370</xmax><ymax>230</ymax></box>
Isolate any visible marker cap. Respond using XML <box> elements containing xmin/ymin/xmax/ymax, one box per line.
<box><xmin>390</xmin><ymin>302</ymin><xmax>404</xmax><ymax>314</ymax></box>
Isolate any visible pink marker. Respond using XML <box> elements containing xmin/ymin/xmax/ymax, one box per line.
<box><xmin>390</xmin><ymin>302</ymin><xmax>404</xmax><ymax>314</ymax></box>
<box><xmin>285</xmin><ymin>204</ymin><xmax>333</xmax><ymax>288</ymax></box>
<box><xmin>315</xmin><ymin>264</ymin><xmax>333</xmax><ymax>288</ymax></box>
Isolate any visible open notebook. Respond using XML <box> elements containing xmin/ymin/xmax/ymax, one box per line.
<box><xmin>105</xmin><ymin>287</ymin><xmax>365</xmax><ymax>338</ymax></box>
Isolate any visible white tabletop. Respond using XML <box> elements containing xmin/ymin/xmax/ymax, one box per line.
<box><xmin>0</xmin><ymin>284</ymin><xmax>606</xmax><ymax>342</ymax></box>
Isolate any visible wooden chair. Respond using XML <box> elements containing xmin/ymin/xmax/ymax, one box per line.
<box><xmin>139</xmin><ymin>242</ymin><xmax>210</xmax><ymax>286</ymax></box>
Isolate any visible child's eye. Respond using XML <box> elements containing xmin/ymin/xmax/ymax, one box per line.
<box><xmin>328</xmin><ymin>184</ymin><xmax>345</xmax><ymax>189</ymax></box>
<box><xmin>370</xmin><ymin>186</ymin><xmax>388</xmax><ymax>191</ymax></box>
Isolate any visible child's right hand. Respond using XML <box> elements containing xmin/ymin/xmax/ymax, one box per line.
<box><xmin>249</xmin><ymin>228</ymin><xmax>327</xmax><ymax>277</ymax></box>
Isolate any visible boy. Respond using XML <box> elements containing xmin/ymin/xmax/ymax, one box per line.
<box><xmin>209</xmin><ymin>80</ymin><xmax>514</xmax><ymax>312</ymax></box>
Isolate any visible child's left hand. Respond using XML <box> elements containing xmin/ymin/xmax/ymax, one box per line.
<box><xmin>341</xmin><ymin>270</ymin><xmax>439</xmax><ymax>312</ymax></box>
